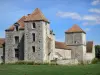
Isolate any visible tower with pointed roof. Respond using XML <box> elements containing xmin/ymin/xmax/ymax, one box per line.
<box><xmin>65</xmin><ymin>24</ymin><xmax>87</xmax><ymax>62</ymax></box>
<box><xmin>24</xmin><ymin>8</ymin><xmax>54</xmax><ymax>62</ymax></box>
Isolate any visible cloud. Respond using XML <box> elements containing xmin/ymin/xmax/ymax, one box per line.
<box><xmin>56</xmin><ymin>11</ymin><xmax>81</xmax><ymax>20</ymax></box>
<box><xmin>91</xmin><ymin>0</ymin><xmax>100</xmax><ymax>5</ymax></box>
<box><xmin>83</xmin><ymin>15</ymin><xmax>97</xmax><ymax>21</ymax></box>
<box><xmin>89</xmin><ymin>8</ymin><xmax>100</xmax><ymax>14</ymax></box>
<box><xmin>82</xmin><ymin>15</ymin><xmax>100</xmax><ymax>26</ymax></box>
<box><xmin>84</xmin><ymin>28</ymin><xmax>91</xmax><ymax>32</ymax></box>
<box><xmin>56</xmin><ymin>11</ymin><xmax>100</xmax><ymax>26</ymax></box>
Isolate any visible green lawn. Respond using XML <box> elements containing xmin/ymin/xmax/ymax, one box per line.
<box><xmin>0</xmin><ymin>63</ymin><xmax>100</xmax><ymax>75</ymax></box>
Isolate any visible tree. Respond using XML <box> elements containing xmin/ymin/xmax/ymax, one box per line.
<box><xmin>95</xmin><ymin>45</ymin><xmax>100</xmax><ymax>59</ymax></box>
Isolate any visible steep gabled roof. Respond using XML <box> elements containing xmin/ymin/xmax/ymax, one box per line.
<box><xmin>65</xmin><ymin>24</ymin><xmax>86</xmax><ymax>33</ymax></box>
<box><xmin>25</xmin><ymin>8</ymin><xmax>49</xmax><ymax>22</ymax></box>
<box><xmin>6</xmin><ymin>16</ymin><xmax>26</xmax><ymax>31</ymax></box>
<box><xmin>86</xmin><ymin>41</ymin><xmax>93</xmax><ymax>53</ymax></box>
<box><xmin>0</xmin><ymin>38</ymin><xmax>5</xmax><ymax>48</ymax></box>
<box><xmin>55</xmin><ymin>41</ymin><xmax>71</xmax><ymax>50</ymax></box>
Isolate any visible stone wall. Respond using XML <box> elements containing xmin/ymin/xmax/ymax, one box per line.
<box><xmin>68</xmin><ymin>45</ymin><xmax>86</xmax><ymax>62</ymax></box>
<box><xmin>5</xmin><ymin>29</ymin><xmax>24</xmax><ymax>63</ymax></box>
<box><xmin>24</xmin><ymin>21</ymin><xmax>50</xmax><ymax>63</ymax></box>
<box><xmin>54</xmin><ymin>48</ymin><xmax>71</xmax><ymax>60</ymax></box>
<box><xmin>57</xmin><ymin>59</ymin><xmax>79</xmax><ymax>65</ymax></box>
<box><xmin>0</xmin><ymin>48</ymin><xmax>3</xmax><ymax>63</ymax></box>
<box><xmin>65</xmin><ymin>33</ymin><xmax>86</xmax><ymax>46</ymax></box>
<box><xmin>85</xmin><ymin>45</ymin><xmax>95</xmax><ymax>61</ymax></box>
<box><xmin>65</xmin><ymin>32</ymin><xmax>87</xmax><ymax>62</ymax></box>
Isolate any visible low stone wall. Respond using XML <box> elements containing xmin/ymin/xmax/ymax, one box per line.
<box><xmin>57</xmin><ymin>59</ymin><xmax>79</xmax><ymax>65</ymax></box>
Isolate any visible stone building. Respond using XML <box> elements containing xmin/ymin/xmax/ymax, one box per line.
<box><xmin>0</xmin><ymin>8</ymin><xmax>95</xmax><ymax>64</ymax></box>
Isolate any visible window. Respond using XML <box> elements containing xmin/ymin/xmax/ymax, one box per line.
<box><xmin>32</xmin><ymin>33</ymin><xmax>35</xmax><ymax>41</ymax></box>
<box><xmin>14</xmin><ymin>22</ymin><xmax>19</xmax><ymax>31</ymax></box>
<box><xmin>15</xmin><ymin>26</ymin><xmax>18</xmax><ymax>31</ymax></box>
<box><xmin>32</xmin><ymin>23</ymin><xmax>36</xmax><ymax>28</ymax></box>
<box><xmin>15</xmin><ymin>49</ymin><xmax>19</xmax><ymax>58</ymax></box>
<box><xmin>45</xmin><ymin>22</ymin><xmax>48</xmax><ymax>25</ymax></box>
<box><xmin>75</xmin><ymin>41</ymin><xmax>78</xmax><ymax>44</ymax></box>
<box><xmin>15</xmin><ymin>36</ymin><xmax>19</xmax><ymax>44</ymax></box>
<box><xmin>32</xmin><ymin>46</ymin><xmax>35</xmax><ymax>52</ymax></box>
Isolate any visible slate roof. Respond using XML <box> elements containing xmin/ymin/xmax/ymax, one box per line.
<box><xmin>65</xmin><ymin>24</ymin><xmax>86</xmax><ymax>33</ymax></box>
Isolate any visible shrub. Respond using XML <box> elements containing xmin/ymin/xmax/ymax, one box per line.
<box><xmin>91</xmin><ymin>58</ymin><xmax>99</xmax><ymax>64</ymax></box>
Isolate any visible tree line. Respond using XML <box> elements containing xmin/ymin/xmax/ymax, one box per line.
<box><xmin>95</xmin><ymin>45</ymin><xmax>100</xmax><ymax>59</ymax></box>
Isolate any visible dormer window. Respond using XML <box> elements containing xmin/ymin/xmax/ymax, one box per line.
<box><xmin>32</xmin><ymin>23</ymin><xmax>36</xmax><ymax>28</ymax></box>
<box><xmin>16</xmin><ymin>26</ymin><xmax>18</xmax><ymax>31</ymax></box>
<box><xmin>14</xmin><ymin>22</ymin><xmax>19</xmax><ymax>31</ymax></box>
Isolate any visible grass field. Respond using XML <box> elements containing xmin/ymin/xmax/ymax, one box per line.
<box><xmin>0</xmin><ymin>63</ymin><xmax>100</xmax><ymax>75</ymax></box>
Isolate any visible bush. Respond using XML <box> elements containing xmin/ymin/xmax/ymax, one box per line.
<box><xmin>91</xmin><ymin>58</ymin><xmax>99</xmax><ymax>64</ymax></box>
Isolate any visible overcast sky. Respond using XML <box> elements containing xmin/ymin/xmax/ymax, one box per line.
<box><xmin>0</xmin><ymin>0</ymin><xmax>100</xmax><ymax>44</ymax></box>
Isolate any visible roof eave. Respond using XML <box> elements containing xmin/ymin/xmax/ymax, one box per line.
<box><xmin>24</xmin><ymin>20</ymin><xmax>50</xmax><ymax>23</ymax></box>
<box><xmin>65</xmin><ymin>31</ymin><xmax>86</xmax><ymax>34</ymax></box>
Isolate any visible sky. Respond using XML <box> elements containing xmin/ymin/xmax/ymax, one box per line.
<box><xmin>0</xmin><ymin>0</ymin><xmax>100</xmax><ymax>45</ymax></box>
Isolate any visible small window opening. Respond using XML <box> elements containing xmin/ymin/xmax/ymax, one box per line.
<box><xmin>32</xmin><ymin>46</ymin><xmax>35</xmax><ymax>52</ymax></box>
<box><xmin>32</xmin><ymin>23</ymin><xmax>36</xmax><ymax>28</ymax></box>
<box><xmin>32</xmin><ymin>33</ymin><xmax>35</xmax><ymax>41</ymax></box>
<box><xmin>15</xmin><ymin>36</ymin><xmax>19</xmax><ymax>44</ymax></box>
<box><xmin>15</xmin><ymin>49</ymin><xmax>19</xmax><ymax>58</ymax></box>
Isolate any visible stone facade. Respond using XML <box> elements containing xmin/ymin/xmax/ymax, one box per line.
<box><xmin>24</xmin><ymin>21</ymin><xmax>52</xmax><ymax>63</ymax></box>
<box><xmin>0</xmin><ymin>48</ymin><xmax>3</xmax><ymax>63</ymax></box>
<box><xmin>65</xmin><ymin>32</ymin><xmax>87</xmax><ymax>62</ymax></box>
<box><xmin>5</xmin><ymin>29</ymin><xmax>24</xmax><ymax>63</ymax></box>
<box><xmin>54</xmin><ymin>48</ymin><xmax>71</xmax><ymax>59</ymax></box>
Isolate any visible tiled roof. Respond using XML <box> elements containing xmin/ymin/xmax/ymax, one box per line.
<box><xmin>55</xmin><ymin>41</ymin><xmax>71</xmax><ymax>50</ymax></box>
<box><xmin>86</xmin><ymin>41</ymin><xmax>93</xmax><ymax>53</ymax></box>
<box><xmin>0</xmin><ymin>38</ymin><xmax>5</xmax><ymax>48</ymax></box>
<box><xmin>6</xmin><ymin>8</ymin><xmax>49</xmax><ymax>31</ymax></box>
<box><xmin>6</xmin><ymin>16</ymin><xmax>26</xmax><ymax>31</ymax></box>
<box><xmin>65</xmin><ymin>24</ymin><xmax>86</xmax><ymax>33</ymax></box>
<box><xmin>25</xmin><ymin>8</ymin><xmax>49</xmax><ymax>22</ymax></box>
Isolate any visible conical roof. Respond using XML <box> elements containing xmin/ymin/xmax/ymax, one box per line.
<box><xmin>65</xmin><ymin>24</ymin><xmax>86</xmax><ymax>33</ymax></box>
<box><xmin>25</xmin><ymin>8</ymin><xmax>49</xmax><ymax>22</ymax></box>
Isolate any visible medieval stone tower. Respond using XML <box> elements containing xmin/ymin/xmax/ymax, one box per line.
<box><xmin>24</xmin><ymin>8</ymin><xmax>51</xmax><ymax>62</ymax></box>
<box><xmin>65</xmin><ymin>24</ymin><xmax>86</xmax><ymax>62</ymax></box>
